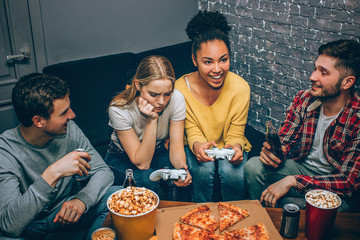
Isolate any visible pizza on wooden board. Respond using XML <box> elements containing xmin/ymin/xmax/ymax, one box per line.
<box><xmin>173</xmin><ymin>222</ymin><xmax>226</xmax><ymax>240</ymax></box>
<box><xmin>218</xmin><ymin>202</ymin><xmax>249</xmax><ymax>232</ymax></box>
<box><xmin>223</xmin><ymin>223</ymin><xmax>270</xmax><ymax>240</ymax></box>
<box><xmin>179</xmin><ymin>205</ymin><xmax>218</xmax><ymax>232</ymax></box>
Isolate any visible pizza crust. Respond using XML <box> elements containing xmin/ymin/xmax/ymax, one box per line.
<box><xmin>173</xmin><ymin>222</ymin><xmax>226</xmax><ymax>240</ymax></box>
<box><xmin>223</xmin><ymin>223</ymin><xmax>270</xmax><ymax>240</ymax></box>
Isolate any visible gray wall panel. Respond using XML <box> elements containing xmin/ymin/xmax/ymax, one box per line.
<box><xmin>38</xmin><ymin>0</ymin><xmax>198</xmax><ymax>65</ymax></box>
<box><xmin>2</xmin><ymin>1</ymin><xmax>198</xmax><ymax>133</ymax></box>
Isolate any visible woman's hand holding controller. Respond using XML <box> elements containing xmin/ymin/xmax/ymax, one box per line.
<box><xmin>193</xmin><ymin>141</ymin><xmax>217</xmax><ymax>163</ymax></box>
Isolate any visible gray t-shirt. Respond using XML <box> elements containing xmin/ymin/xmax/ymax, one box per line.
<box><xmin>0</xmin><ymin>120</ymin><xmax>114</xmax><ymax>237</ymax></box>
<box><xmin>108</xmin><ymin>89</ymin><xmax>186</xmax><ymax>150</ymax></box>
<box><xmin>305</xmin><ymin>106</ymin><xmax>338</xmax><ymax>173</ymax></box>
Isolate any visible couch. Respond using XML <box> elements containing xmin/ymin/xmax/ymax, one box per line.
<box><xmin>43</xmin><ymin>41</ymin><xmax>265</xmax><ymax>205</ymax></box>
<box><xmin>1</xmin><ymin>41</ymin><xmax>265</xmax><ymax>240</ymax></box>
<box><xmin>43</xmin><ymin>41</ymin><xmax>265</xmax><ymax>159</ymax></box>
<box><xmin>43</xmin><ymin>41</ymin><xmax>265</xmax><ymax>204</ymax></box>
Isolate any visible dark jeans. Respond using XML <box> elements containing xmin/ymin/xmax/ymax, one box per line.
<box><xmin>23</xmin><ymin>185</ymin><xmax>122</xmax><ymax>240</ymax></box>
<box><xmin>185</xmin><ymin>146</ymin><xmax>249</xmax><ymax>203</ymax></box>
<box><xmin>244</xmin><ymin>156</ymin><xmax>360</xmax><ymax>212</ymax></box>
<box><xmin>104</xmin><ymin>141</ymin><xmax>190</xmax><ymax>201</ymax></box>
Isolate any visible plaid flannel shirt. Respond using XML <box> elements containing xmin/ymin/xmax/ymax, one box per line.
<box><xmin>278</xmin><ymin>89</ymin><xmax>360</xmax><ymax>197</ymax></box>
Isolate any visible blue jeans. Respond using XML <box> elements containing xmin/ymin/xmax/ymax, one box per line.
<box><xmin>23</xmin><ymin>185</ymin><xmax>122</xmax><ymax>240</ymax></box>
<box><xmin>104</xmin><ymin>141</ymin><xmax>190</xmax><ymax>201</ymax></box>
<box><xmin>185</xmin><ymin>146</ymin><xmax>249</xmax><ymax>202</ymax></box>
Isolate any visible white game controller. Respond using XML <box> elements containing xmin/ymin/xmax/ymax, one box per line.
<box><xmin>204</xmin><ymin>147</ymin><xmax>236</xmax><ymax>161</ymax></box>
<box><xmin>149</xmin><ymin>169</ymin><xmax>187</xmax><ymax>182</ymax></box>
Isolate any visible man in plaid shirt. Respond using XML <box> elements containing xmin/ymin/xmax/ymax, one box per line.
<box><xmin>245</xmin><ymin>39</ymin><xmax>360</xmax><ymax>212</ymax></box>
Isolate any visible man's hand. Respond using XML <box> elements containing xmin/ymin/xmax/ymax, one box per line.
<box><xmin>42</xmin><ymin>151</ymin><xmax>91</xmax><ymax>187</ymax></box>
<box><xmin>53</xmin><ymin>199</ymin><xmax>86</xmax><ymax>224</ymax></box>
<box><xmin>138</xmin><ymin>97</ymin><xmax>158</xmax><ymax>119</ymax></box>
<box><xmin>193</xmin><ymin>141</ymin><xmax>217</xmax><ymax>163</ymax></box>
<box><xmin>56</xmin><ymin>151</ymin><xmax>91</xmax><ymax>178</ymax></box>
<box><xmin>174</xmin><ymin>165</ymin><xmax>192</xmax><ymax>187</ymax></box>
<box><xmin>260</xmin><ymin>176</ymin><xmax>297</xmax><ymax>208</ymax></box>
<box><xmin>225</xmin><ymin>143</ymin><xmax>243</xmax><ymax>165</ymax></box>
<box><xmin>259</xmin><ymin>142</ymin><xmax>286</xmax><ymax>168</ymax></box>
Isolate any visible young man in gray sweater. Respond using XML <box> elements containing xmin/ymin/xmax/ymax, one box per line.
<box><xmin>0</xmin><ymin>73</ymin><xmax>119</xmax><ymax>239</ymax></box>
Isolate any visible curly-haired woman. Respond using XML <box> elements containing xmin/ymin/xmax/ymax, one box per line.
<box><xmin>175</xmin><ymin>10</ymin><xmax>251</xmax><ymax>202</ymax></box>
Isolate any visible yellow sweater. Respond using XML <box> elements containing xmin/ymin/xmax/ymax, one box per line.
<box><xmin>175</xmin><ymin>71</ymin><xmax>252</xmax><ymax>153</ymax></box>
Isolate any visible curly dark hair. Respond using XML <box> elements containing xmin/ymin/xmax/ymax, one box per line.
<box><xmin>186</xmin><ymin>10</ymin><xmax>231</xmax><ymax>58</ymax></box>
<box><xmin>12</xmin><ymin>73</ymin><xmax>69</xmax><ymax>127</ymax></box>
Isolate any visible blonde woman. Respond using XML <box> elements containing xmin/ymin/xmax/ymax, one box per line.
<box><xmin>104</xmin><ymin>55</ymin><xmax>191</xmax><ymax>199</ymax></box>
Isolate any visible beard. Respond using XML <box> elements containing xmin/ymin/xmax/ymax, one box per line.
<box><xmin>313</xmin><ymin>77</ymin><xmax>343</xmax><ymax>101</ymax></box>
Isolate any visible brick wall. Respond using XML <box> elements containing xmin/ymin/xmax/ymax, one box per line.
<box><xmin>198</xmin><ymin>0</ymin><xmax>360</xmax><ymax>132</ymax></box>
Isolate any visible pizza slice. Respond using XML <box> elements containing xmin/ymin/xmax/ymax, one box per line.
<box><xmin>180</xmin><ymin>205</ymin><xmax>218</xmax><ymax>232</ymax></box>
<box><xmin>223</xmin><ymin>223</ymin><xmax>270</xmax><ymax>240</ymax></box>
<box><xmin>218</xmin><ymin>202</ymin><xmax>249</xmax><ymax>232</ymax></box>
<box><xmin>173</xmin><ymin>222</ymin><xmax>226</xmax><ymax>240</ymax></box>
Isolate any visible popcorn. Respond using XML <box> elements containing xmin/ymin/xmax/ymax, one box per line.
<box><xmin>108</xmin><ymin>187</ymin><xmax>157</xmax><ymax>216</ymax></box>
<box><xmin>305</xmin><ymin>190</ymin><xmax>341</xmax><ymax>209</ymax></box>
<box><xmin>93</xmin><ymin>235</ymin><xmax>113</xmax><ymax>240</ymax></box>
<box><xmin>91</xmin><ymin>228</ymin><xmax>116</xmax><ymax>240</ymax></box>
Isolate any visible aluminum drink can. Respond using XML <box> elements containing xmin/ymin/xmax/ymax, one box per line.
<box><xmin>280</xmin><ymin>203</ymin><xmax>300</xmax><ymax>238</ymax></box>
<box><xmin>74</xmin><ymin>148</ymin><xmax>89</xmax><ymax>181</ymax></box>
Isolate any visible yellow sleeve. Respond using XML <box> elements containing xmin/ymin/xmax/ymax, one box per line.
<box><xmin>183</xmin><ymin>107</ymin><xmax>208</xmax><ymax>152</ymax></box>
<box><xmin>175</xmin><ymin>76</ymin><xmax>207</xmax><ymax>152</ymax></box>
<box><xmin>224</xmin><ymin>78</ymin><xmax>251</xmax><ymax>152</ymax></box>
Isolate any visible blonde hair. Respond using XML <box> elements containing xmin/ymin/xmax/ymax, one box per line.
<box><xmin>110</xmin><ymin>55</ymin><xmax>175</xmax><ymax>108</ymax></box>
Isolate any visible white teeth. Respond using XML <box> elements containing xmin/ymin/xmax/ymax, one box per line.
<box><xmin>311</xmin><ymin>83</ymin><xmax>319</xmax><ymax>88</ymax></box>
<box><xmin>211</xmin><ymin>75</ymin><xmax>221</xmax><ymax>79</ymax></box>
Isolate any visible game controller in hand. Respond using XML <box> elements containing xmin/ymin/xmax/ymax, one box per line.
<box><xmin>149</xmin><ymin>169</ymin><xmax>187</xmax><ymax>181</ymax></box>
<box><xmin>204</xmin><ymin>147</ymin><xmax>236</xmax><ymax>161</ymax></box>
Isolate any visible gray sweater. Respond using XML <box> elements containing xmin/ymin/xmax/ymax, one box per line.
<box><xmin>0</xmin><ymin>120</ymin><xmax>114</xmax><ymax>237</ymax></box>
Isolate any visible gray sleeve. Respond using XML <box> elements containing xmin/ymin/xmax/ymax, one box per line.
<box><xmin>0</xmin><ymin>153</ymin><xmax>57</xmax><ymax>237</ymax></box>
<box><xmin>70</xmin><ymin>123</ymin><xmax>114</xmax><ymax>211</ymax></box>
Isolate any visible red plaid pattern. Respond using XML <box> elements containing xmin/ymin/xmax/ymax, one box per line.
<box><xmin>278</xmin><ymin>90</ymin><xmax>360</xmax><ymax>197</ymax></box>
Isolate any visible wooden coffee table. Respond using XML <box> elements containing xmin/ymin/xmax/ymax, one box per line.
<box><xmin>104</xmin><ymin>201</ymin><xmax>360</xmax><ymax>239</ymax></box>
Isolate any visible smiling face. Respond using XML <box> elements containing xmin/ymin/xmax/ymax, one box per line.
<box><xmin>193</xmin><ymin>40</ymin><xmax>230</xmax><ymax>89</ymax></box>
<box><xmin>42</xmin><ymin>95</ymin><xmax>76</xmax><ymax>136</ymax></box>
<box><xmin>309</xmin><ymin>54</ymin><xmax>345</xmax><ymax>100</ymax></box>
<box><xmin>137</xmin><ymin>79</ymin><xmax>173</xmax><ymax>113</ymax></box>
